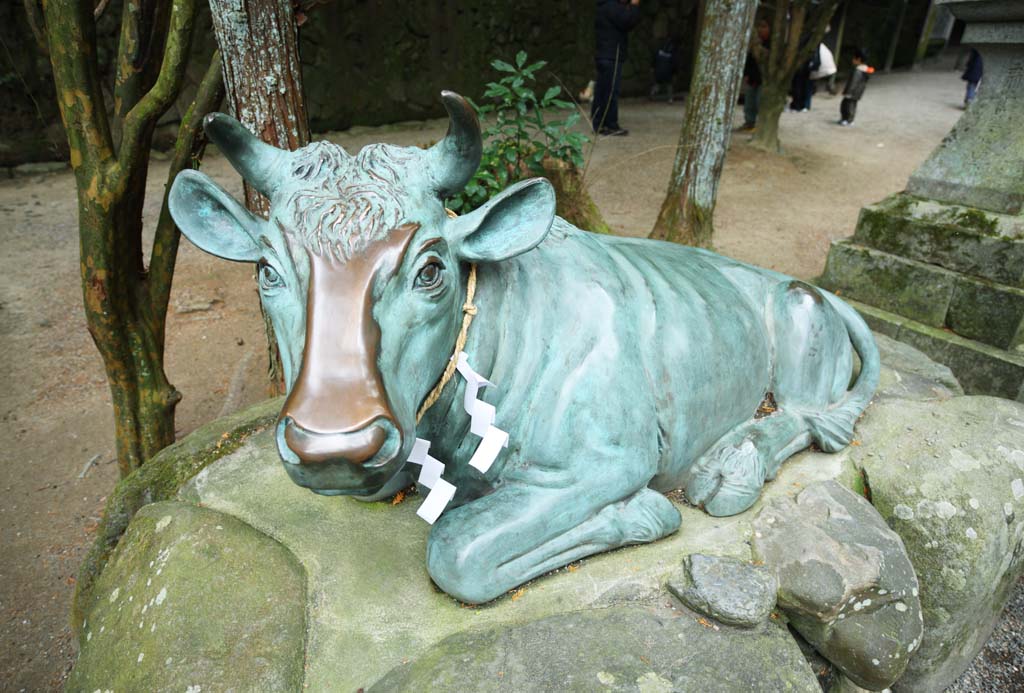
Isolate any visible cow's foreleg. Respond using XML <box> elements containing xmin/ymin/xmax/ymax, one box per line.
<box><xmin>426</xmin><ymin>467</ymin><xmax>680</xmax><ymax>604</ymax></box>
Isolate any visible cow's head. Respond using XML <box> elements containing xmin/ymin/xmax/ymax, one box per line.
<box><xmin>169</xmin><ymin>92</ymin><xmax>556</xmax><ymax>498</ymax></box>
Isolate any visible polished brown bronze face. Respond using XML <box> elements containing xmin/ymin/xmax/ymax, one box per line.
<box><xmin>280</xmin><ymin>223</ymin><xmax>419</xmax><ymax>465</ymax></box>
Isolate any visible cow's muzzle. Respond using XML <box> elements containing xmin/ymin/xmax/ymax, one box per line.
<box><xmin>275</xmin><ymin>417</ymin><xmax>404</xmax><ymax>495</ymax></box>
<box><xmin>277</xmin><ymin>416</ymin><xmax>400</xmax><ymax>466</ymax></box>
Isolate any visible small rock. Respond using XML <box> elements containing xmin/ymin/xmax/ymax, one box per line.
<box><xmin>667</xmin><ymin>553</ymin><xmax>777</xmax><ymax>628</ymax></box>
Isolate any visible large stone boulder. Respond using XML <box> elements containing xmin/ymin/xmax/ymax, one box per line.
<box><xmin>752</xmin><ymin>481</ymin><xmax>923</xmax><ymax>690</ymax></box>
<box><xmin>67</xmin><ymin>337</ymin><xmax>1024</xmax><ymax>691</ymax></box>
<box><xmin>851</xmin><ymin>395</ymin><xmax>1024</xmax><ymax>692</ymax></box>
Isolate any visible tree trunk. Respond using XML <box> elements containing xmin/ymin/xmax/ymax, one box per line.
<box><xmin>542</xmin><ymin>159</ymin><xmax>612</xmax><ymax>235</ymax></box>
<box><xmin>749</xmin><ymin>0</ymin><xmax>840</xmax><ymax>153</ymax></box>
<box><xmin>650</xmin><ymin>0</ymin><xmax>757</xmax><ymax>247</ymax></box>
<box><xmin>44</xmin><ymin>0</ymin><xmax>223</xmax><ymax>477</ymax></box>
<box><xmin>885</xmin><ymin>0</ymin><xmax>910</xmax><ymax>73</ymax></box>
<box><xmin>209</xmin><ymin>0</ymin><xmax>310</xmax><ymax>394</ymax></box>
<box><xmin>748</xmin><ymin>81</ymin><xmax>789</xmax><ymax>152</ymax></box>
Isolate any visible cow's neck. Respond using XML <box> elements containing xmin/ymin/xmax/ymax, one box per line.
<box><xmin>416</xmin><ymin>261</ymin><xmax>513</xmax><ymax>457</ymax></box>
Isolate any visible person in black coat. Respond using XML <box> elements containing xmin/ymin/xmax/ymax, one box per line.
<box><xmin>592</xmin><ymin>0</ymin><xmax>641</xmax><ymax>136</ymax></box>
<box><xmin>962</xmin><ymin>48</ymin><xmax>983</xmax><ymax>106</ymax></box>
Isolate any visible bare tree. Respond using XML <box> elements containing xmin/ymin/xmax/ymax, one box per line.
<box><xmin>750</xmin><ymin>0</ymin><xmax>839</xmax><ymax>152</ymax></box>
<box><xmin>40</xmin><ymin>0</ymin><xmax>224</xmax><ymax>477</ymax></box>
<box><xmin>209</xmin><ymin>0</ymin><xmax>311</xmax><ymax>392</ymax></box>
<box><xmin>650</xmin><ymin>0</ymin><xmax>757</xmax><ymax>247</ymax></box>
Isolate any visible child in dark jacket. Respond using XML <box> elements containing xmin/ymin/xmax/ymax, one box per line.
<box><xmin>839</xmin><ymin>49</ymin><xmax>874</xmax><ymax>126</ymax></box>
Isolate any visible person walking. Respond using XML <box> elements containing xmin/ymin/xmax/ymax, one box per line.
<box><xmin>592</xmin><ymin>0</ymin><xmax>642</xmax><ymax>136</ymax></box>
<box><xmin>962</xmin><ymin>48</ymin><xmax>983</xmax><ymax>107</ymax></box>
<box><xmin>739</xmin><ymin>19</ymin><xmax>771</xmax><ymax>131</ymax></box>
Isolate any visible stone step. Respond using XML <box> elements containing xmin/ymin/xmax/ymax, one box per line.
<box><xmin>852</xmin><ymin>193</ymin><xmax>1024</xmax><ymax>288</ymax></box>
<box><xmin>821</xmin><ymin>240</ymin><xmax>1024</xmax><ymax>350</ymax></box>
<box><xmin>846</xmin><ymin>298</ymin><xmax>1024</xmax><ymax>402</ymax></box>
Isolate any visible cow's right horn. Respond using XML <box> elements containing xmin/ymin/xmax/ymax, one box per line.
<box><xmin>426</xmin><ymin>91</ymin><xmax>483</xmax><ymax>198</ymax></box>
<box><xmin>203</xmin><ymin>113</ymin><xmax>291</xmax><ymax>200</ymax></box>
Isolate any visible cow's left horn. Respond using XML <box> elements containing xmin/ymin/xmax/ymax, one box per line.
<box><xmin>203</xmin><ymin>113</ymin><xmax>291</xmax><ymax>199</ymax></box>
<box><xmin>426</xmin><ymin>91</ymin><xmax>483</xmax><ymax>198</ymax></box>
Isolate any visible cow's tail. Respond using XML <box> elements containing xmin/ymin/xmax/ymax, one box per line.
<box><xmin>802</xmin><ymin>294</ymin><xmax>880</xmax><ymax>452</ymax></box>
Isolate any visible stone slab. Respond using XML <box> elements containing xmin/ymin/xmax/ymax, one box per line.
<box><xmin>849</xmin><ymin>299</ymin><xmax>1024</xmax><ymax>400</ymax></box>
<box><xmin>851</xmin><ymin>194</ymin><xmax>1024</xmax><ymax>288</ymax></box>
<box><xmin>821</xmin><ymin>240</ymin><xmax>955</xmax><ymax>327</ymax></box>
<box><xmin>369</xmin><ymin>603</ymin><xmax>821</xmax><ymax>693</ymax></box>
<box><xmin>947</xmin><ymin>274</ymin><xmax>1024</xmax><ymax>350</ymax></box>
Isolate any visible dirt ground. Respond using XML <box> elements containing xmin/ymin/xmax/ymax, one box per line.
<box><xmin>0</xmin><ymin>63</ymin><xmax>991</xmax><ymax>691</ymax></box>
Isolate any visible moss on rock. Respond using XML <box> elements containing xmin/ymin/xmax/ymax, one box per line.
<box><xmin>67</xmin><ymin>501</ymin><xmax>306</xmax><ymax>692</ymax></box>
<box><xmin>71</xmin><ymin>397</ymin><xmax>283</xmax><ymax>635</ymax></box>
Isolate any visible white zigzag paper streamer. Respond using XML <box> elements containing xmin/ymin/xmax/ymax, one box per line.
<box><xmin>407</xmin><ymin>351</ymin><xmax>509</xmax><ymax>524</ymax></box>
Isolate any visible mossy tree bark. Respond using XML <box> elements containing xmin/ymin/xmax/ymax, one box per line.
<box><xmin>43</xmin><ymin>0</ymin><xmax>224</xmax><ymax>477</ymax></box>
<box><xmin>209</xmin><ymin>0</ymin><xmax>311</xmax><ymax>394</ymax></box>
<box><xmin>650</xmin><ymin>0</ymin><xmax>757</xmax><ymax>248</ymax></box>
<box><xmin>749</xmin><ymin>0</ymin><xmax>839</xmax><ymax>153</ymax></box>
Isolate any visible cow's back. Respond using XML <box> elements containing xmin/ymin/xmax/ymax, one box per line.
<box><xmin>466</xmin><ymin>220</ymin><xmax>777</xmax><ymax>486</ymax></box>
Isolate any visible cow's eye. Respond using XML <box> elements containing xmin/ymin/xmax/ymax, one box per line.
<box><xmin>415</xmin><ymin>261</ymin><xmax>443</xmax><ymax>290</ymax></box>
<box><xmin>258</xmin><ymin>261</ymin><xmax>283</xmax><ymax>290</ymax></box>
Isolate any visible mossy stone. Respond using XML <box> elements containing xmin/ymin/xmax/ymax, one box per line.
<box><xmin>66</xmin><ymin>501</ymin><xmax>306</xmax><ymax>693</ymax></box>
<box><xmin>369</xmin><ymin>604</ymin><xmax>821</xmax><ymax>692</ymax></box>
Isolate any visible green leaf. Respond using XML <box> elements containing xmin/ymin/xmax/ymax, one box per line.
<box><xmin>542</xmin><ymin>86</ymin><xmax>561</xmax><ymax>103</ymax></box>
<box><xmin>515</xmin><ymin>50</ymin><xmax>527</xmax><ymax>68</ymax></box>
<box><xmin>492</xmin><ymin>59</ymin><xmax>516</xmax><ymax>73</ymax></box>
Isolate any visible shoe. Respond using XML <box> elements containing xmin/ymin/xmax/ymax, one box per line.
<box><xmin>599</xmin><ymin>127</ymin><xmax>629</xmax><ymax>136</ymax></box>
<box><xmin>800</xmin><ymin>108</ymin><xmax>809</xmax><ymax>113</ymax></box>
<box><xmin>737</xmin><ymin>123</ymin><xmax>756</xmax><ymax>132</ymax></box>
<box><xmin>838</xmin><ymin>120</ymin><xmax>850</xmax><ymax>127</ymax></box>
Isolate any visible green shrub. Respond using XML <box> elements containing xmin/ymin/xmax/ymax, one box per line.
<box><xmin>447</xmin><ymin>51</ymin><xmax>589</xmax><ymax>213</ymax></box>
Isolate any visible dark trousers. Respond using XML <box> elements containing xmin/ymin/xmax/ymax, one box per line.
<box><xmin>840</xmin><ymin>97</ymin><xmax>858</xmax><ymax>122</ymax></box>
<box><xmin>591</xmin><ymin>58</ymin><xmax>624</xmax><ymax>131</ymax></box>
<box><xmin>790</xmin><ymin>69</ymin><xmax>813</xmax><ymax>110</ymax></box>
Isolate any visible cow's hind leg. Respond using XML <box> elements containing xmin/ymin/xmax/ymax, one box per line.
<box><xmin>684</xmin><ymin>281</ymin><xmax>854</xmax><ymax>517</ymax></box>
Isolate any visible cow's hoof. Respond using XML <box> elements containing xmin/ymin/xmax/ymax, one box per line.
<box><xmin>685</xmin><ymin>439</ymin><xmax>766</xmax><ymax>517</ymax></box>
<box><xmin>613</xmin><ymin>488</ymin><xmax>681</xmax><ymax>544</ymax></box>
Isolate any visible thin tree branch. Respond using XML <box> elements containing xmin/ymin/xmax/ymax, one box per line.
<box><xmin>147</xmin><ymin>50</ymin><xmax>225</xmax><ymax>347</ymax></box>
<box><xmin>23</xmin><ymin>0</ymin><xmax>49</xmax><ymax>56</ymax></box>
<box><xmin>114</xmin><ymin>0</ymin><xmax>197</xmax><ymax>186</ymax></box>
<box><xmin>43</xmin><ymin>0</ymin><xmax>115</xmax><ymax>171</ymax></box>
<box><xmin>113</xmin><ymin>0</ymin><xmax>172</xmax><ymax>118</ymax></box>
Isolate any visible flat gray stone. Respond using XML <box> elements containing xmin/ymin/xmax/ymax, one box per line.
<box><xmin>370</xmin><ymin>603</ymin><xmax>821</xmax><ymax>693</ymax></box>
<box><xmin>667</xmin><ymin>553</ymin><xmax>777</xmax><ymax>628</ymax></box>
<box><xmin>753</xmin><ymin>481</ymin><xmax>923</xmax><ymax>691</ymax></box>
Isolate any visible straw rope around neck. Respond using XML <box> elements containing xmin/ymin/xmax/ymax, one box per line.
<box><xmin>416</xmin><ymin>209</ymin><xmax>478</xmax><ymax>423</ymax></box>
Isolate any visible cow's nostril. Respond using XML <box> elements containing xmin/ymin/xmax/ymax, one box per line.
<box><xmin>282</xmin><ymin>419</ymin><xmax>388</xmax><ymax>466</ymax></box>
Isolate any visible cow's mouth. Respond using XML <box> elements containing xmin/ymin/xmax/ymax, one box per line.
<box><xmin>275</xmin><ymin>417</ymin><xmax>406</xmax><ymax>496</ymax></box>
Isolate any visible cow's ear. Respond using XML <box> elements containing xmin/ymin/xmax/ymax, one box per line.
<box><xmin>450</xmin><ymin>178</ymin><xmax>556</xmax><ymax>263</ymax></box>
<box><xmin>169</xmin><ymin>170</ymin><xmax>263</xmax><ymax>262</ymax></box>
